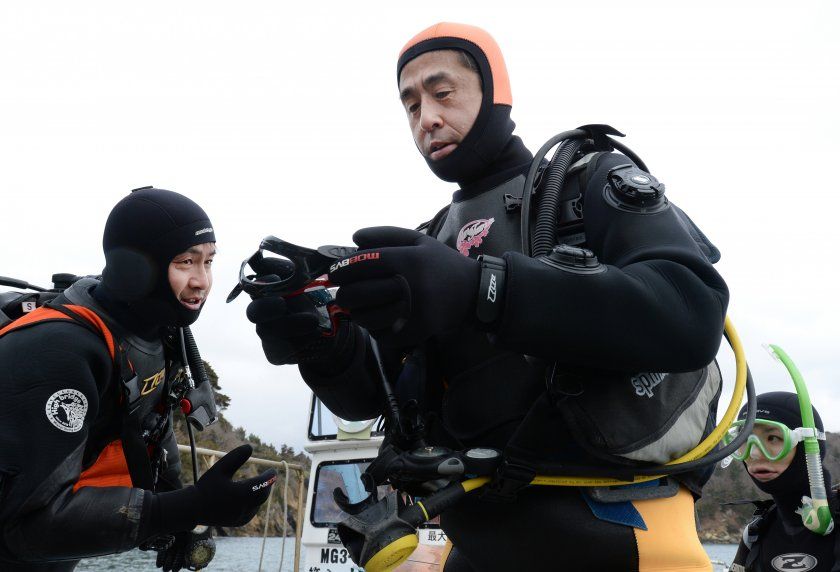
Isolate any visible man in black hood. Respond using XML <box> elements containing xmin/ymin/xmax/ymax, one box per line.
<box><xmin>249</xmin><ymin>23</ymin><xmax>729</xmax><ymax>570</ymax></box>
<box><xmin>0</xmin><ymin>187</ymin><xmax>275</xmax><ymax>571</ymax></box>
<box><xmin>729</xmin><ymin>392</ymin><xmax>837</xmax><ymax>572</ymax></box>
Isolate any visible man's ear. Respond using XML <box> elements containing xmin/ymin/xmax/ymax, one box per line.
<box><xmin>102</xmin><ymin>248</ymin><xmax>157</xmax><ymax>301</ymax></box>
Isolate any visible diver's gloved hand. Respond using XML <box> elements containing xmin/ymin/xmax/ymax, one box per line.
<box><xmin>155</xmin><ymin>531</ymin><xmax>189</xmax><ymax>571</ymax></box>
<box><xmin>329</xmin><ymin>226</ymin><xmax>480</xmax><ymax>347</ymax></box>
<box><xmin>156</xmin><ymin>528</ymin><xmax>216</xmax><ymax>572</ymax></box>
<box><xmin>153</xmin><ymin>445</ymin><xmax>276</xmax><ymax>531</ymax></box>
<box><xmin>246</xmin><ymin>295</ymin><xmax>357</xmax><ymax>368</ymax></box>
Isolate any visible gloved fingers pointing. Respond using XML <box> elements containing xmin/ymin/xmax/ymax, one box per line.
<box><xmin>351</xmin><ymin>226</ymin><xmax>427</xmax><ymax>250</ymax></box>
<box><xmin>209</xmin><ymin>444</ymin><xmax>253</xmax><ymax>479</ymax></box>
<box><xmin>246</xmin><ymin>297</ymin><xmax>288</xmax><ymax>324</ymax></box>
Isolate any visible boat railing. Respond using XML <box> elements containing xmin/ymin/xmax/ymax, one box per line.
<box><xmin>177</xmin><ymin>444</ymin><xmax>307</xmax><ymax>572</ymax></box>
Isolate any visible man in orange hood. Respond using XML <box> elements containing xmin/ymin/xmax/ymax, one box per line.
<box><xmin>251</xmin><ymin>22</ymin><xmax>729</xmax><ymax>571</ymax></box>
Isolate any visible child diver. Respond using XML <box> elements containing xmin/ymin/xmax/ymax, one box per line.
<box><xmin>727</xmin><ymin>345</ymin><xmax>837</xmax><ymax>572</ymax></box>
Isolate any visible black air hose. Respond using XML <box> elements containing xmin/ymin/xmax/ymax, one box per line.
<box><xmin>183</xmin><ymin>326</ymin><xmax>210</xmax><ymax>386</ymax></box>
<box><xmin>520</xmin><ymin>129</ymin><xmax>587</xmax><ymax>256</ymax></box>
<box><xmin>532</xmin><ymin>139</ymin><xmax>583</xmax><ymax>257</ymax></box>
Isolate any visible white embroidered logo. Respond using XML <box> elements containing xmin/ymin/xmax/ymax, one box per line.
<box><xmin>45</xmin><ymin>389</ymin><xmax>88</xmax><ymax>433</ymax></box>
<box><xmin>487</xmin><ymin>273</ymin><xmax>497</xmax><ymax>303</ymax></box>
<box><xmin>195</xmin><ymin>227</ymin><xmax>213</xmax><ymax>236</ymax></box>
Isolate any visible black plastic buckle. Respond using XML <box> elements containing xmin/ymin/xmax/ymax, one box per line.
<box><xmin>577</xmin><ymin>124</ymin><xmax>625</xmax><ymax>152</ymax></box>
<box><xmin>503</xmin><ymin>193</ymin><xmax>523</xmax><ymax>212</ymax></box>
<box><xmin>480</xmin><ymin>462</ymin><xmax>536</xmax><ymax>503</ymax></box>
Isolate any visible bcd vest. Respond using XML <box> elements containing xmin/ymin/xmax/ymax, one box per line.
<box><xmin>0</xmin><ymin>278</ymin><xmax>179</xmax><ymax>492</ymax></box>
<box><xmin>418</xmin><ymin>150</ymin><xmax>723</xmax><ymax>493</ymax></box>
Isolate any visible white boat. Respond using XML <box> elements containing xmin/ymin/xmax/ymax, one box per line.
<box><xmin>300</xmin><ymin>395</ymin><xmax>446</xmax><ymax>572</ymax></box>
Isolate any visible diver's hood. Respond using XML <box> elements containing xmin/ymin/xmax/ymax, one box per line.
<box><xmin>397</xmin><ymin>23</ymin><xmax>517</xmax><ymax>186</ymax></box>
<box><xmin>101</xmin><ymin>187</ymin><xmax>215</xmax><ymax>328</ymax></box>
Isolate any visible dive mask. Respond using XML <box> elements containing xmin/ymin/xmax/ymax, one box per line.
<box><xmin>723</xmin><ymin>418</ymin><xmax>825</xmax><ymax>462</ymax></box>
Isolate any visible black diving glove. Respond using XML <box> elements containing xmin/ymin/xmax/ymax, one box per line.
<box><xmin>156</xmin><ymin>528</ymin><xmax>216</xmax><ymax>572</ymax></box>
<box><xmin>152</xmin><ymin>444</ymin><xmax>276</xmax><ymax>532</ymax></box>
<box><xmin>329</xmin><ymin>226</ymin><xmax>480</xmax><ymax>347</ymax></box>
<box><xmin>247</xmin><ymin>295</ymin><xmax>358</xmax><ymax>369</ymax></box>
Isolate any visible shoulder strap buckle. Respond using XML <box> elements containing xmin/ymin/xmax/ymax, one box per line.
<box><xmin>480</xmin><ymin>462</ymin><xmax>536</xmax><ymax>503</ymax></box>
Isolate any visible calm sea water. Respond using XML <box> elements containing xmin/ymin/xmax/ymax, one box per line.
<box><xmin>77</xmin><ymin>537</ymin><xmax>298</xmax><ymax>572</ymax></box>
<box><xmin>76</xmin><ymin>538</ymin><xmax>738</xmax><ymax>572</ymax></box>
<box><xmin>77</xmin><ymin>539</ymin><xmax>738</xmax><ymax>571</ymax></box>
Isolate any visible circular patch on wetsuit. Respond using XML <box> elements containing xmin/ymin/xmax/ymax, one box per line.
<box><xmin>771</xmin><ymin>553</ymin><xmax>818</xmax><ymax>571</ymax></box>
<box><xmin>45</xmin><ymin>389</ymin><xmax>88</xmax><ymax>433</ymax></box>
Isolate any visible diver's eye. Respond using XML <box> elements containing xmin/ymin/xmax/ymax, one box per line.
<box><xmin>435</xmin><ymin>90</ymin><xmax>452</xmax><ymax>100</ymax></box>
<box><xmin>408</xmin><ymin>102</ymin><xmax>419</xmax><ymax>114</ymax></box>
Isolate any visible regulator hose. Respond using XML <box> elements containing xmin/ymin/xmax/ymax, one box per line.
<box><xmin>532</xmin><ymin>139</ymin><xmax>583</xmax><ymax>257</ymax></box>
<box><xmin>520</xmin><ymin>128</ymin><xmax>587</xmax><ymax>256</ymax></box>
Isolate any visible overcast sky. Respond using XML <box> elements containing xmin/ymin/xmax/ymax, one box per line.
<box><xmin>1</xmin><ymin>1</ymin><xmax>838</xmax><ymax>453</ymax></box>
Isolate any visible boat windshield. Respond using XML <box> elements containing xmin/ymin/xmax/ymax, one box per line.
<box><xmin>308</xmin><ymin>396</ymin><xmax>381</xmax><ymax>441</ymax></box>
<box><xmin>311</xmin><ymin>460</ymin><xmax>392</xmax><ymax>527</ymax></box>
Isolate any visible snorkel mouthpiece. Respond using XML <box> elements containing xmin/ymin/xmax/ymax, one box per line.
<box><xmin>766</xmin><ymin>343</ymin><xmax>834</xmax><ymax>535</ymax></box>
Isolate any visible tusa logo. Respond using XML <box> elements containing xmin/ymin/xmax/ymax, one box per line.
<box><xmin>329</xmin><ymin>252</ymin><xmax>380</xmax><ymax>273</ymax></box>
<box><xmin>631</xmin><ymin>372</ymin><xmax>666</xmax><ymax>398</ymax></box>
<box><xmin>252</xmin><ymin>474</ymin><xmax>278</xmax><ymax>492</ymax></box>
<box><xmin>140</xmin><ymin>369</ymin><xmax>166</xmax><ymax>396</ymax></box>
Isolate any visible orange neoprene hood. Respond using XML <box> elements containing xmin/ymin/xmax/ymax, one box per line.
<box><xmin>397</xmin><ymin>23</ymin><xmax>522</xmax><ymax>184</ymax></box>
<box><xmin>398</xmin><ymin>22</ymin><xmax>512</xmax><ymax>107</ymax></box>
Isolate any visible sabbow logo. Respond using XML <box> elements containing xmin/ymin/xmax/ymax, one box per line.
<box><xmin>195</xmin><ymin>227</ymin><xmax>213</xmax><ymax>236</ymax></box>
<box><xmin>456</xmin><ymin>218</ymin><xmax>494</xmax><ymax>256</ymax></box>
<box><xmin>330</xmin><ymin>252</ymin><xmax>380</xmax><ymax>273</ymax></box>
<box><xmin>252</xmin><ymin>474</ymin><xmax>278</xmax><ymax>492</ymax></box>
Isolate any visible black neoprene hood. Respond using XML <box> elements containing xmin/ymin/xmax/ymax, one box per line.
<box><xmin>101</xmin><ymin>186</ymin><xmax>216</xmax><ymax>327</ymax></box>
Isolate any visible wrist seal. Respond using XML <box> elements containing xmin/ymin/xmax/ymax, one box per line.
<box><xmin>476</xmin><ymin>255</ymin><xmax>506</xmax><ymax>327</ymax></box>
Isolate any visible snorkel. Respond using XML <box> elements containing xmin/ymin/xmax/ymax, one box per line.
<box><xmin>765</xmin><ymin>344</ymin><xmax>834</xmax><ymax>536</ymax></box>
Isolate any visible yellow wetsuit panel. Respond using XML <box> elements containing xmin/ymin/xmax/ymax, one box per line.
<box><xmin>634</xmin><ymin>487</ymin><xmax>712</xmax><ymax>572</ymax></box>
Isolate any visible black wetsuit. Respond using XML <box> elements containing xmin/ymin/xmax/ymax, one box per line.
<box><xmin>730</xmin><ymin>494</ymin><xmax>839</xmax><ymax>571</ymax></box>
<box><xmin>0</xmin><ymin>280</ymin><xmax>182</xmax><ymax>571</ymax></box>
<box><xmin>300</xmin><ymin>135</ymin><xmax>729</xmax><ymax>570</ymax></box>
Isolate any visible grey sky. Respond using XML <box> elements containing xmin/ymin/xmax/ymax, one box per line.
<box><xmin>1</xmin><ymin>1</ymin><xmax>837</xmax><ymax>452</ymax></box>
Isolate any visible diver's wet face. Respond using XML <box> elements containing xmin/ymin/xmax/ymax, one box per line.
<box><xmin>743</xmin><ymin>424</ymin><xmax>797</xmax><ymax>482</ymax></box>
<box><xmin>168</xmin><ymin>242</ymin><xmax>215</xmax><ymax>313</ymax></box>
<box><xmin>399</xmin><ymin>50</ymin><xmax>482</xmax><ymax>163</ymax></box>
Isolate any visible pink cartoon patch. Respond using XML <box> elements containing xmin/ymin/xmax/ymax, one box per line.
<box><xmin>456</xmin><ymin>218</ymin><xmax>495</xmax><ymax>256</ymax></box>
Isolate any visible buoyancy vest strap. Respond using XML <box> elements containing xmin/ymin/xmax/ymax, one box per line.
<box><xmin>633</xmin><ymin>487</ymin><xmax>712</xmax><ymax>571</ymax></box>
<box><xmin>73</xmin><ymin>440</ymin><xmax>134</xmax><ymax>491</ymax></box>
<box><xmin>0</xmin><ymin>304</ymin><xmax>116</xmax><ymax>360</ymax></box>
